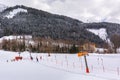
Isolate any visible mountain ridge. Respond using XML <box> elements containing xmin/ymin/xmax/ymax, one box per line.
<box><xmin>0</xmin><ymin>5</ymin><xmax>120</xmax><ymax>47</ymax></box>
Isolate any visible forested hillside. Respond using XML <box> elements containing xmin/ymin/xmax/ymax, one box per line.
<box><xmin>0</xmin><ymin>5</ymin><xmax>120</xmax><ymax>47</ymax></box>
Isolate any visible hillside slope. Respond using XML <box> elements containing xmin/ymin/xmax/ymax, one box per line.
<box><xmin>0</xmin><ymin>5</ymin><xmax>104</xmax><ymax>45</ymax></box>
<box><xmin>0</xmin><ymin>5</ymin><xmax>120</xmax><ymax>46</ymax></box>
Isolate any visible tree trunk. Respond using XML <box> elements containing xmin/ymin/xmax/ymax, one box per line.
<box><xmin>114</xmin><ymin>47</ymin><xmax>117</xmax><ymax>53</ymax></box>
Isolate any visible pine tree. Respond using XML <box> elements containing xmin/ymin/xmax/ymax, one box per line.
<box><xmin>69</xmin><ymin>44</ymin><xmax>79</xmax><ymax>53</ymax></box>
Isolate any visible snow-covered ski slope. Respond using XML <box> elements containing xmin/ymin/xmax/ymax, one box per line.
<box><xmin>87</xmin><ymin>28</ymin><xmax>108</xmax><ymax>40</ymax></box>
<box><xmin>0</xmin><ymin>50</ymin><xmax>120</xmax><ymax>80</ymax></box>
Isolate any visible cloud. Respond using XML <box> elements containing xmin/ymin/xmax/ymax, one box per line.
<box><xmin>0</xmin><ymin>0</ymin><xmax>120</xmax><ymax>23</ymax></box>
<box><xmin>0</xmin><ymin>0</ymin><xmax>50</xmax><ymax>10</ymax></box>
<box><xmin>47</xmin><ymin>0</ymin><xmax>120</xmax><ymax>23</ymax></box>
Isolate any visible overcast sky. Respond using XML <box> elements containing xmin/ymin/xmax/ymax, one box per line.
<box><xmin>0</xmin><ymin>0</ymin><xmax>120</xmax><ymax>23</ymax></box>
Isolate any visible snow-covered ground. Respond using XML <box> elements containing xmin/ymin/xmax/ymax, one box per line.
<box><xmin>0</xmin><ymin>50</ymin><xmax>120</xmax><ymax>80</ymax></box>
<box><xmin>5</xmin><ymin>8</ymin><xmax>27</xmax><ymax>18</ymax></box>
<box><xmin>0</xmin><ymin>35</ymin><xmax>34</xmax><ymax>45</ymax></box>
<box><xmin>87</xmin><ymin>28</ymin><xmax>113</xmax><ymax>47</ymax></box>
<box><xmin>87</xmin><ymin>28</ymin><xmax>108</xmax><ymax>40</ymax></box>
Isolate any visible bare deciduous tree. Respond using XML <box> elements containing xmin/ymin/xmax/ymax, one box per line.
<box><xmin>110</xmin><ymin>34</ymin><xmax>120</xmax><ymax>53</ymax></box>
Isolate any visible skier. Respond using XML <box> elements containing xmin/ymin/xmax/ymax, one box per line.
<box><xmin>30</xmin><ymin>56</ymin><xmax>33</xmax><ymax>60</ymax></box>
<box><xmin>36</xmin><ymin>57</ymin><xmax>39</xmax><ymax>62</ymax></box>
<box><xmin>40</xmin><ymin>56</ymin><xmax>42</xmax><ymax>60</ymax></box>
<box><xmin>48</xmin><ymin>53</ymin><xmax>50</xmax><ymax>57</ymax></box>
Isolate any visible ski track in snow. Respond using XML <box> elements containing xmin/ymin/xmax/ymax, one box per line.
<box><xmin>0</xmin><ymin>50</ymin><xmax>120</xmax><ymax>80</ymax></box>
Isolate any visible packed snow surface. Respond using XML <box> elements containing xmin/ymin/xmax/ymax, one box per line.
<box><xmin>0</xmin><ymin>50</ymin><xmax>120</xmax><ymax>80</ymax></box>
<box><xmin>5</xmin><ymin>8</ymin><xmax>27</xmax><ymax>18</ymax></box>
<box><xmin>87</xmin><ymin>28</ymin><xmax>108</xmax><ymax>40</ymax></box>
